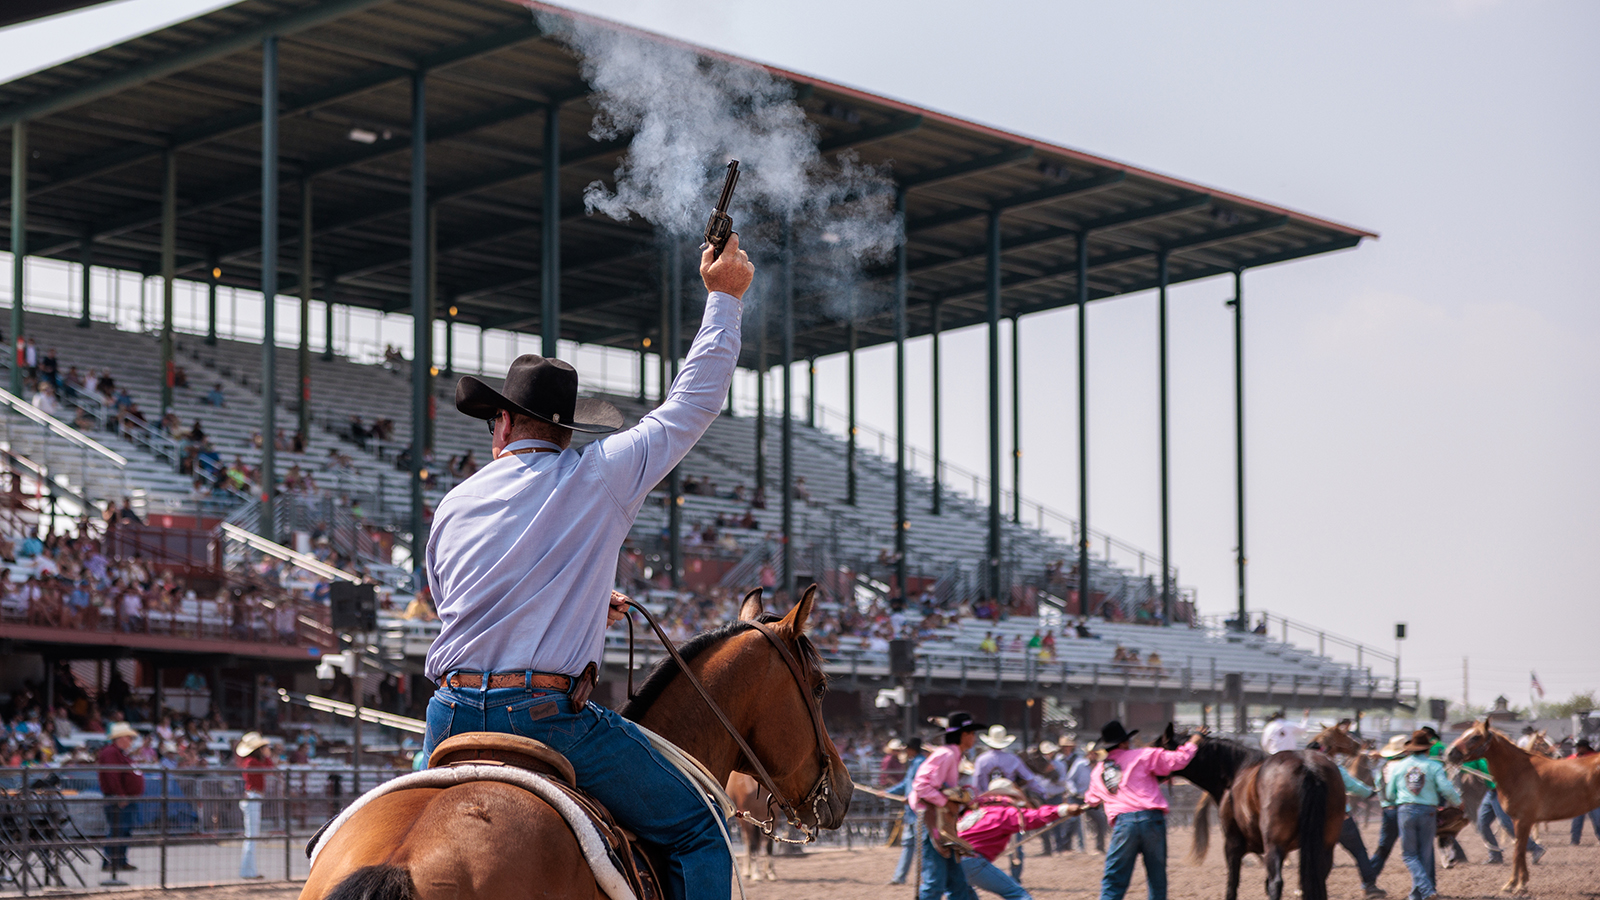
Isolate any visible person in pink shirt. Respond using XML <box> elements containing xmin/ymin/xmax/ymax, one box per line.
<box><xmin>911</xmin><ymin>711</ymin><xmax>986</xmax><ymax>900</ymax></box>
<box><xmin>1084</xmin><ymin>720</ymin><xmax>1207</xmax><ymax>900</ymax></box>
<box><xmin>956</xmin><ymin>780</ymin><xmax>1083</xmax><ymax>899</ymax></box>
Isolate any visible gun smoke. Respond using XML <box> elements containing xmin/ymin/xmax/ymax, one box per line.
<box><xmin>538</xmin><ymin>10</ymin><xmax>901</xmax><ymax>319</ymax></box>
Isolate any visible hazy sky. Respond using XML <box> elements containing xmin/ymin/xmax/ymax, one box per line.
<box><xmin>3</xmin><ymin>0</ymin><xmax>1596</xmax><ymax>708</ymax></box>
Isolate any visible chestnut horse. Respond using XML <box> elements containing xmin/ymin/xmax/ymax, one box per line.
<box><xmin>1445</xmin><ymin>719</ymin><xmax>1600</xmax><ymax>894</ymax></box>
<box><xmin>301</xmin><ymin>587</ymin><xmax>852</xmax><ymax>900</ymax></box>
<box><xmin>1159</xmin><ymin>725</ymin><xmax>1344</xmax><ymax>900</ymax></box>
<box><xmin>727</xmin><ymin>773</ymin><xmax>777</xmax><ymax>882</ymax></box>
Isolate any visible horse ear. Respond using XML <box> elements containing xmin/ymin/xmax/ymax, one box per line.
<box><xmin>781</xmin><ymin>584</ymin><xmax>818</xmax><ymax>633</ymax></box>
<box><xmin>738</xmin><ymin>588</ymin><xmax>764</xmax><ymax>622</ymax></box>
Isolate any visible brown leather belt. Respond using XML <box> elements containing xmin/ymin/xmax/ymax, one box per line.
<box><xmin>438</xmin><ymin>662</ymin><xmax>597</xmax><ymax>706</ymax></box>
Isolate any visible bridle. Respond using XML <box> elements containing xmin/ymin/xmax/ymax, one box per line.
<box><xmin>623</xmin><ymin>599</ymin><xmax>834</xmax><ymax>844</ymax></box>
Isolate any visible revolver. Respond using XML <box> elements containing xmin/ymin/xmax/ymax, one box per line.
<box><xmin>701</xmin><ymin>159</ymin><xmax>741</xmax><ymax>260</ymax></box>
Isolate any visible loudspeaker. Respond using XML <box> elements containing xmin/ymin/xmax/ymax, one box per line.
<box><xmin>889</xmin><ymin>639</ymin><xmax>915</xmax><ymax>676</ymax></box>
<box><xmin>1428</xmin><ymin>699</ymin><xmax>1448</xmax><ymax>721</ymax></box>
<box><xmin>1224</xmin><ymin>672</ymin><xmax>1244</xmax><ymax>702</ymax></box>
<box><xmin>330</xmin><ymin>582</ymin><xmax>377</xmax><ymax>632</ymax></box>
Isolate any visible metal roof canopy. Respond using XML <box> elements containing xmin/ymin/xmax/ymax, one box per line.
<box><xmin>0</xmin><ymin>0</ymin><xmax>1373</xmax><ymax>368</ymax></box>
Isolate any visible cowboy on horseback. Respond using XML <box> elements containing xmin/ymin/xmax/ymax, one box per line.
<box><xmin>421</xmin><ymin>235</ymin><xmax>754</xmax><ymax>900</ymax></box>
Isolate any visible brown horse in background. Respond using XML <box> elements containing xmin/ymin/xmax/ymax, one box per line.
<box><xmin>301</xmin><ymin>587</ymin><xmax>852</xmax><ymax>900</ymax></box>
<box><xmin>1160</xmin><ymin>725</ymin><xmax>1344</xmax><ymax>900</ymax></box>
<box><xmin>1446</xmin><ymin>719</ymin><xmax>1600</xmax><ymax>894</ymax></box>
<box><xmin>727</xmin><ymin>773</ymin><xmax>777</xmax><ymax>882</ymax></box>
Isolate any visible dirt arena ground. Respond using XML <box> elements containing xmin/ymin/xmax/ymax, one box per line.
<box><xmin>39</xmin><ymin>823</ymin><xmax>1600</xmax><ymax>899</ymax></box>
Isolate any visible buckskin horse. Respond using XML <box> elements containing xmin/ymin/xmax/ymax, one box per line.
<box><xmin>1158</xmin><ymin>725</ymin><xmax>1344</xmax><ymax>900</ymax></box>
<box><xmin>1446</xmin><ymin>719</ymin><xmax>1600</xmax><ymax>894</ymax></box>
<box><xmin>300</xmin><ymin>587</ymin><xmax>852</xmax><ymax>900</ymax></box>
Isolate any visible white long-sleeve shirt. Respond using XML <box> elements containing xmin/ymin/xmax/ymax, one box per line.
<box><xmin>1260</xmin><ymin>713</ymin><xmax>1311</xmax><ymax>754</ymax></box>
<box><xmin>424</xmin><ymin>291</ymin><xmax>741</xmax><ymax>680</ymax></box>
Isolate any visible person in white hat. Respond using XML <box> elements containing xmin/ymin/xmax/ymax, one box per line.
<box><xmin>235</xmin><ymin>732</ymin><xmax>273</xmax><ymax>879</ymax></box>
<box><xmin>970</xmin><ymin>724</ymin><xmax>1055</xmax><ymax>882</ymax></box>
<box><xmin>96</xmin><ymin>722</ymin><xmax>144</xmax><ymax>872</ymax></box>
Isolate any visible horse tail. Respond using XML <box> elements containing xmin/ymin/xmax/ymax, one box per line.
<box><xmin>324</xmin><ymin>864</ymin><xmax>418</xmax><ymax>900</ymax></box>
<box><xmin>1297</xmin><ymin>766</ymin><xmax>1331</xmax><ymax>900</ymax></box>
<box><xmin>1189</xmin><ymin>792</ymin><xmax>1212</xmax><ymax>864</ymax></box>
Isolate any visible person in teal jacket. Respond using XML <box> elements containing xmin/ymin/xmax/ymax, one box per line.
<box><xmin>1310</xmin><ymin>739</ymin><xmax>1384</xmax><ymax>898</ymax></box>
<box><xmin>1383</xmin><ymin>731</ymin><xmax>1461</xmax><ymax>900</ymax></box>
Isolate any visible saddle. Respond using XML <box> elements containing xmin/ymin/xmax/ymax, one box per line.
<box><xmin>928</xmin><ymin>787</ymin><xmax>978</xmax><ymax>859</ymax></box>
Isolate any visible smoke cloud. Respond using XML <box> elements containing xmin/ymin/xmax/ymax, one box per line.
<box><xmin>537</xmin><ymin>10</ymin><xmax>901</xmax><ymax>317</ymax></box>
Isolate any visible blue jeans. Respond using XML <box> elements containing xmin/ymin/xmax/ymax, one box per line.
<box><xmin>1100</xmin><ymin>809</ymin><xmax>1167</xmax><ymax>900</ymax></box>
<box><xmin>1372</xmin><ymin>806</ymin><xmax>1398</xmax><ymax>878</ymax></box>
<box><xmin>424</xmin><ymin>685</ymin><xmax>731</xmax><ymax>900</ymax></box>
<box><xmin>1398</xmin><ymin>804</ymin><xmax>1436</xmax><ymax>900</ymax></box>
<box><xmin>1478</xmin><ymin>791</ymin><xmax>1541</xmax><ymax>857</ymax></box>
<box><xmin>103</xmin><ymin>802</ymin><xmax>132</xmax><ymax>866</ymax></box>
<box><xmin>892</xmin><ymin>812</ymin><xmax>918</xmax><ymax>883</ymax></box>
<box><xmin>961</xmin><ymin>855</ymin><xmax>1032</xmax><ymax>899</ymax></box>
<box><xmin>1572</xmin><ymin>806</ymin><xmax>1600</xmax><ymax>844</ymax></box>
<box><xmin>918</xmin><ymin>830</ymin><xmax>978</xmax><ymax>900</ymax></box>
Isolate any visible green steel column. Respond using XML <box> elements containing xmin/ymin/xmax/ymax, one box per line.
<box><xmin>1076</xmin><ymin>232</ymin><xmax>1090</xmax><ymax>614</ymax></box>
<box><xmin>846</xmin><ymin>319</ymin><xmax>857</xmax><ymax>506</ymax></box>
<box><xmin>1158</xmin><ymin>250</ymin><xmax>1171</xmax><ymax>624</ymax></box>
<box><xmin>78</xmin><ymin>232</ymin><xmax>92</xmax><ymax>328</ymax></box>
<box><xmin>9</xmin><ymin>122</ymin><xmax>24</xmax><ymax>395</ymax></box>
<box><xmin>931</xmin><ymin>297</ymin><xmax>942</xmax><ymax>515</ymax></box>
<box><xmin>322</xmin><ymin>285</ymin><xmax>334</xmax><ymax>360</ymax></box>
<box><xmin>1232</xmin><ymin>268</ymin><xmax>1246</xmax><ymax>629</ymax></box>
<box><xmin>806</xmin><ymin>358</ymin><xmax>816</xmax><ymax>428</ymax></box>
<box><xmin>894</xmin><ymin>191</ymin><xmax>908</xmax><ymax>599</ymax></box>
<box><xmin>781</xmin><ymin>218</ymin><xmax>796</xmax><ymax>600</ymax></box>
<box><xmin>1011</xmin><ymin>314</ymin><xmax>1021</xmax><ymax>524</ymax></box>
<box><xmin>298</xmin><ymin>178</ymin><xmax>312</xmax><ymax>439</ymax></box>
<box><xmin>160</xmin><ymin>151</ymin><xmax>176</xmax><ymax>417</ymax></box>
<box><xmin>204</xmin><ymin>250</ymin><xmax>218</xmax><ymax>345</ymax></box>
<box><xmin>444</xmin><ymin>308</ymin><xmax>454</xmax><ymax>376</ymax></box>
<box><xmin>259</xmin><ymin>37</ymin><xmax>278</xmax><ymax>538</ymax></box>
<box><xmin>541</xmin><ymin>102</ymin><xmax>561</xmax><ymax>358</ymax></box>
<box><xmin>408</xmin><ymin>69</ymin><xmax>429</xmax><ymax>556</ymax></box>
<box><xmin>668</xmin><ymin>240</ymin><xmax>682</xmax><ymax>588</ymax></box>
<box><xmin>986</xmin><ymin>210</ymin><xmax>1002</xmax><ymax>601</ymax></box>
<box><xmin>637</xmin><ymin>337</ymin><xmax>647</xmax><ymax>402</ymax></box>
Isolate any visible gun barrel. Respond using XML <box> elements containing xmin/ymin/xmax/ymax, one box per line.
<box><xmin>716</xmin><ymin>160</ymin><xmax>740</xmax><ymax>210</ymax></box>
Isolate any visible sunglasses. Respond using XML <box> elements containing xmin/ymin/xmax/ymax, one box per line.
<box><xmin>487</xmin><ymin>413</ymin><xmax>498</xmax><ymax>434</ymax></box>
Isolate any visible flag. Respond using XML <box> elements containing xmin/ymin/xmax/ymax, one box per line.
<box><xmin>1531</xmin><ymin>671</ymin><xmax>1545</xmax><ymax>699</ymax></box>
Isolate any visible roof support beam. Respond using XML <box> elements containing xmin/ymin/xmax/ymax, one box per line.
<box><xmin>897</xmin><ymin>147</ymin><xmax>1034</xmax><ymax>190</ymax></box>
<box><xmin>905</xmin><ymin>170</ymin><xmax>1126</xmax><ymax>234</ymax></box>
<box><xmin>817</xmin><ymin>114</ymin><xmax>923</xmax><ymax>154</ymax></box>
<box><xmin>0</xmin><ymin>0</ymin><xmax>394</xmax><ymax>129</ymax></box>
<box><xmin>15</xmin><ymin>21</ymin><xmax>550</xmax><ymax>208</ymax></box>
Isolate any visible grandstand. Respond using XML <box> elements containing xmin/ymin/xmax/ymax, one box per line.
<box><xmin>0</xmin><ymin>0</ymin><xmax>1412</xmax><ymax>739</ymax></box>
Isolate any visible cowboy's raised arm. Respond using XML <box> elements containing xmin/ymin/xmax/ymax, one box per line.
<box><xmin>591</xmin><ymin>235</ymin><xmax>754</xmax><ymax>513</ymax></box>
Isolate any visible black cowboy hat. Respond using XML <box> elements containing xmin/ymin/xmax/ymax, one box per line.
<box><xmin>1099</xmin><ymin>720</ymin><xmax>1138</xmax><ymax>747</ymax></box>
<box><xmin>456</xmin><ymin>355</ymin><xmax>623</xmax><ymax>434</ymax></box>
<box><xmin>942</xmin><ymin>711</ymin><xmax>987</xmax><ymax>737</ymax></box>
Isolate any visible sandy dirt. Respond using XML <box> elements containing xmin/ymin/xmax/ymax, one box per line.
<box><xmin>30</xmin><ymin>824</ymin><xmax>1600</xmax><ymax>899</ymax></box>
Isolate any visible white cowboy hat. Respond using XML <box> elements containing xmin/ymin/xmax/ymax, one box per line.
<box><xmin>1039</xmin><ymin>740</ymin><xmax>1060</xmax><ymax>755</ymax></box>
<box><xmin>1379</xmin><ymin>735</ymin><xmax>1410</xmax><ymax>759</ymax></box>
<box><xmin>235</xmin><ymin>731</ymin><xmax>270</xmax><ymax>758</ymax></box>
<box><xmin>107</xmin><ymin>722</ymin><xmax>138</xmax><ymax>742</ymax></box>
<box><xmin>981</xmin><ymin>777</ymin><xmax>1027</xmax><ymax>803</ymax></box>
<box><xmin>979</xmin><ymin>724</ymin><xmax>1017</xmax><ymax>750</ymax></box>
<box><xmin>885</xmin><ymin>738</ymin><xmax>907</xmax><ymax>752</ymax></box>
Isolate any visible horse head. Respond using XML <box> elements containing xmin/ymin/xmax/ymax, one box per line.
<box><xmin>727</xmin><ymin>586</ymin><xmax>853</xmax><ymax>831</ymax></box>
<box><xmin>1445</xmin><ymin>718</ymin><xmax>1495</xmax><ymax>765</ymax></box>
<box><xmin>1310</xmin><ymin>721</ymin><xmax>1363</xmax><ymax>757</ymax></box>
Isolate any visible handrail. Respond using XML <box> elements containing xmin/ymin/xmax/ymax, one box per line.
<box><xmin>219</xmin><ymin>522</ymin><xmax>362</xmax><ymax>583</ymax></box>
<box><xmin>0</xmin><ymin>388</ymin><xmax>127</xmax><ymax>465</ymax></box>
<box><xmin>276</xmin><ymin>688</ymin><xmax>425</xmax><ymax>734</ymax></box>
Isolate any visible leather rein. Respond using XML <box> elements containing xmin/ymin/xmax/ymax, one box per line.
<box><xmin>623</xmin><ymin>599</ymin><xmax>833</xmax><ymax>844</ymax></box>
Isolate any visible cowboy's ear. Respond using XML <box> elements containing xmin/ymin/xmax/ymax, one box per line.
<box><xmin>738</xmin><ymin>588</ymin><xmax>764</xmax><ymax>621</ymax></box>
<box><xmin>781</xmin><ymin>584</ymin><xmax>818</xmax><ymax>633</ymax></box>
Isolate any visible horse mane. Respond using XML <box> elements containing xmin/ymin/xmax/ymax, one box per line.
<box><xmin>619</xmin><ymin>614</ymin><xmax>825</xmax><ymax>721</ymax></box>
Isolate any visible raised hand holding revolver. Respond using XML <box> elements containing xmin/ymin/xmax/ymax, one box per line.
<box><xmin>701</xmin><ymin>232</ymin><xmax>754</xmax><ymax>299</ymax></box>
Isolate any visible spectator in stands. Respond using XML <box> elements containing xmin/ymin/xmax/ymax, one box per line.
<box><xmin>204</xmin><ymin>382</ymin><xmax>227</xmax><ymax>406</ymax></box>
<box><xmin>65</xmin><ymin>366</ymin><xmax>85</xmax><ymax>390</ymax></box>
<box><xmin>97</xmin><ymin>722</ymin><xmax>144</xmax><ymax>872</ymax></box>
<box><xmin>122</xmin><ymin>401</ymin><xmax>147</xmax><ymax>437</ymax></box>
<box><xmin>39</xmin><ymin>347</ymin><xmax>58</xmax><ymax>388</ymax></box>
<box><xmin>171</xmin><ymin>365</ymin><xmax>188</xmax><ymax>389</ymax></box>
<box><xmin>159</xmin><ymin>411</ymin><xmax>182</xmax><ymax>437</ymax></box>
<box><xmin>29</xmin><ymin>382</ymin><xmax>58</xmax><ymax>417</ymax></box>
<box><xmin>72</xmin><ymin>408</ymin><xmax>96</xmax><ymax>432</ymax></box>
<box><xmin>274</xmin><ymin>429</ymin><xmax>291</xmax><ymax>452</ymax></box>
<box><xmin>1074</xmin><ymin>619</ymin><xmax>1095</xmax><ymax>639</ymax></box>
<box><xmin>95</xmin><ymin>371</ymin><xmax>116</xmax><ymax>402</ymax></box>
<box><xmin>793</xmin><ymin>476</ymin><xmax>811</xmax><ymax>501</ymax></box>
<box><xmin>978</xmin><ymin>632</ymin><xmax>999</xmax><ymax>655</ymax></box>
<box><xmin>1144</xmin><ymin>651</ymin><xmax>1163</xmax><ymax>674</ymax></box>
<box><xmin>449</xmin><ymin>449</ymin><xmax>479</xmax><ymax>480</ymax></box>
<box><xmin>117</xmin><ymin>498</ymin><xmax>142</xmax><ymax>525</ymax></box>
<box><xmin>23</xmin><ymin>338</ymin><xmax>37</xmax><ymax>379</ymax></box>
<box><xmin>1039</xmin><ymin>630</ymin><xmax>1057</xmax><ymax>661</ymax></box>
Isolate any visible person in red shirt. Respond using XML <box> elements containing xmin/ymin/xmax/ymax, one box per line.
<box><xmin>236</xmin><ymin>732</ymin><xmax>274</xmax><ymax>879</ymax></box>
<box><xmin>956</xmin><ymin>779</ymin><xmax>1082</xmax><ymax>899</ymax></box>
<box><xmin>97</xmin><ymin>722</ymin><xmax>145</xmax><ymax>872</ymax></box>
